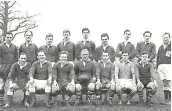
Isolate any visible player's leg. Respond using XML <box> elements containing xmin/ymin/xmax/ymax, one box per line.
<box><xmin>95</xmin><ymin>81</ymin><xmax>102</xmax><ymax>105</ymax></box>
<box><xmin>87</xmin><ymin>82</ymin><xmax>95</xmax><ymax>104</ymax></box>
<box><xmin>0</xmin><ymin>77</ymin><xmax>5</xmax><ymax>106</ymax></box>
<box><xmin>65</xmin><ymin>82</ymin><xmax>75</xmax><ymax>106</ymax></box>
<box><xmin>116</xmin><ymin>81</ymin><xmax>123</xmax><ymax>105</ymax></box>
<box><xmin>74</xmin><ymin>83</ymin><xmax>82</xmax><ymax>106</ymax></box>
<box><xmin>44</xmin><ymin>80</ymin><xmax>52</xmax><ymax>108</ymax></box>
<box><xmin>107</xmin><ymin>82</ymin><xmax>115</xmax><ymax>105</ymax></box>
<box><xmin>137</xmin><ymin>80</ymin><xmax>145</xmax><ymax>105</ymax></box>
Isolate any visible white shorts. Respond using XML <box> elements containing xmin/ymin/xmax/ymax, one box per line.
<box><xmin>158</xmin><ymin>64</ymin><xmax>172</xmax><ymax>80</ymax></box>
<box><xmin>118</xmin><ymin>79</ymin><xmax>134</xmax><ymax>89</ymax></box>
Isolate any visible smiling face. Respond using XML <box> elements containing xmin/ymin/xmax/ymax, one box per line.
<box><xmin>101</xmin><ymin>36</ymin><xmax>109</xmax><ymax>46</ymax></box>
<box><xmin>19</xmin><ymin>54</ymin><xmax>27</xmax><ymax>65</ymax></box>
<box><xmin>37</xmin><ymin>51</ymin><xmax>46</xmax><ymax>62</ymax></box>
<box><xmin>163</xmin><ymin>34</ymin><xmax>170</xmax><ymax>45</ymax></box>
<box><xmin>24</xmin><ymin>31</ymin><xmax>33</xmax><ymax>42</ymax></box>
<box><xmin>59</xmin><ymin>53</ymin><xmax>68</xmax><ymax>63</ymax></box>
<box><xmin>141</xmin><ymin>53</ymin><xmax>149</xmax><ymax>63</ymax></box>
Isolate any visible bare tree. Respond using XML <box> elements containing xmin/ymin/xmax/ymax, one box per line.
<box><xmin>0</xmin><ymin>1</ymin><xmax>38</xmax><ymax>42</ymax></box>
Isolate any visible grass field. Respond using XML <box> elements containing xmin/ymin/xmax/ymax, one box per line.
<box><xmin>0</xmin><ymin>71</ymin><xmax>171</xmax><ymax>111</ymax></box>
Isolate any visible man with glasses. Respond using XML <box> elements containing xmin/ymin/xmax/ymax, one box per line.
<box><xmin>136</xmin><ymin>31</ymin><xmax>156</xmax><ymax>63</ymax></box>
<box><xmin>57</xmin><ymin>30</ymin><xmax>75</xmax><ymax>65</ymax></box>
<box><xmin>0</xmin><ymin>32</ymin><xmax>18</xmax><ymax>105</ymax></box>
<box><xmin>95</xmin><ymin>33</ymin><xmax>116</xmax><ymax>63</ymax></box>
<box><xmin>75</xmin><ymin>28</ymin><xmax>96</xmax><ymax>61</ymax></box>
<box><xmin>19</xmin><ymin>30</ymin><xmax>38</xmax><ymax>64</ymax></box>
<box><xmin>116</xmin><ymin>29</ymin><xmax>136</xmax><ymax>61</ymax></box>
<box><xmin>3</xmin><ymin>53</ymin><xmax>31</xmax><ymax>107</ymax></box>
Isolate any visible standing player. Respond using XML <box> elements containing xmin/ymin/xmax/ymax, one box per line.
<box><xmin>52</xmin><ymin>51</ymin><xmax>75</xmax><ymax>106</ymax></box>
<box><xmin>157</xmin><ymin>32</ymin><xmax>171</xmax><ymax>105</ymax></box>
<box><xmin>39</xmin><ymin>33</ymin><xmax>59</xmax><ymax>66</ymax></box>
<box><xmin>3</xmin><ymin>53</ymin><xmax>31</xmax><ymax>107</ymax></box>
<box><xmin>116</xmin><ymin>29</ymin><xmax>136</xmax><ymax>61</ymax></box>
<box><xmin>115</xmin><ymin>51</ymin><xmax>137</xmax><ymax>105</ymax></box>
<box><xmin>95</xmin><ymin>52</ymin><xmax>115</xmax><ymax>105</ymax></box>
<box><xmin>135</xmin><ymin>51</ymin><xmax>158</xmax><ymax>107</ymax></box>
<box><xmin>75</xmin><ymin>28</ymin><xmax>96</xmax><ymax>61</ymax></box>
<box><xmin>19</xmin><ymin>30</ymin><xmax>38</xmax><ymax>64</ymax></box>
<box><xmin>57</xmin><ymin>30</ymin><xmax>75</xmax><ymax>65</ymax></box>
<box><xmin>95</xmin><ymin>33</ymin><xmax>116</xmax><ymax>63</ymax></box>
<box><xmin>74</xmin><ymin>49</ymin><xmax>96</xmax><ymax>105</ymax></box>
<box><xmin>26</xmin><ymin>51</ymin><xmax>52</xmax><ymax>108</ymax></box>
<box><xmin>0</xmin><ymin>32</ymin><xmax>18</xmax><ymax>105</ymax></box>
<box><xmin>136</xmin><ymin>31</ymin><xmax>156</xmax><ymax>63</ymax></box>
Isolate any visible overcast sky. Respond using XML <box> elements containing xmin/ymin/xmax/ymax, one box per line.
<box><xmin>13</xmin><ymin>0</ymin><xmax>172</xmax><ymax>51</ymax></box>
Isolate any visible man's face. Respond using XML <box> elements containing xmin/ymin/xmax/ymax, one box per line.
<box><xmin>63</xmin><ymin>32</ymin><xmax>70</xmax><ymax>41</ymax></box>
<box><xmin>163</xmin><ymin>34</ymin><xmax>170</xmax><ymax>44</ymax></box>
<box><xmin>144</xmin><ymin>33</ymin><xmax>151</xmax><ymax>43</ymax></box>
<box><xmin>59</xmin><ymin>54</ymin><xmax>68</xmax><ymax>63</ymax></box>
<box><xmin>122</xmin><ymin>53</ymin><xmax>129</xmax><ymax>61</ymax></box>
<box><xmin>102</xmin><ymin>53</ymin><xmax>109</xmax><ymax>62</ymax></box>
<box><xmin>46</xmin><ymin>36</ymin><xmax>53</xmax><ymax>46</ymax></box>
<box><xmin>101</xmin><ymin>36</ymin><xmax>109</xmax><ymax>45</ymax></box>
<box><xmin>38</xmin><ymin>52</ymin><xmax>46</xmax><ymax>62</ymax></box>
<box><xmin>5</xmin><ymin>34</ymin><xmax>13</xmax><ymax>43</ymax></box>
<box><xmin>24</xmin><ymin>31</ymin><xmax>32</xmax><ymax>42</ymax></box>
<box><xmin>81</xmin><ymin>50</ymin><xmax>89</xmax><ymax>61</ymax></box>
<box><xmin>141</xmin><ymin>54</ymin><xmax>149</xmax><ymax>63</ymax></box>
<box><xmin>82</xmin><ymin>30</ymin><xmax>90</xmax><ymax>40</ymax></box>
<box><xmin>124</xmin><ymin>31</ymin><xmax>131</xmax><ymax>41</ymax></box>
<box><xmin>19</xmin><ymin>54</ymin><xmax>27</xmax><ymax>64</ymax></box>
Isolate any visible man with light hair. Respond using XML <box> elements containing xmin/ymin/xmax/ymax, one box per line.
<box><xmin>74</xmin><ymin>48</ymin><xmax>96</xmax><ymax>105</ymax></box>
<box><xmin>26</xmin><ymin>51</ymin><xmax>52</xmax><ymax>108</ymax></box>
<box><xmin>57</xmin><ymin>29</ymin><xmax>75</xmax><ymax>66</ymax></box>
<box><xmin>52</xmin><ymin>51</ymin><xmax>75</xmax><ymax>106</ymax></box>
<box><xmin>39</xmin><ymin>33</ymin><xmax>59</xmax><ymax>66</ymax></box>
<box><xmin>115</xmin><ymin>51</ymin><xmax>137</xmax><ymax>105</ymax></box>
<box><xmin>3</xmin><ymin>53</ymin><xmax>31</xmax><ymax>107</ymax></box>
<box><xmin>135</xmin><ymin>51</ymin><xmax>158</xmax><ymax>107</ymax></box>
<box><xmin>95</xmin><ymin>52</ymin><xmax>116</xmax><ymax>105</ymax></box>
<box><xmin>157</xmin><ymin>32</ymin><xmax>171</xmax><ymax>105</ymax></box>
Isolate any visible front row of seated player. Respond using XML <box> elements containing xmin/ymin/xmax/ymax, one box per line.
<box><xmin>3</xmin><ymin>49</ymin><xmax>158</xmax><ymax>108</ymax></box>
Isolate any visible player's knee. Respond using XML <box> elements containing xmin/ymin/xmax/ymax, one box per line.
<box><xmin>110</xmin><ymin>83</ymin><xmax>116</xmax><ymax>90</ymax></box>
<box><xmin>52</xmin><ymin>83</ymin><xmax>60</xmax><ymax>93</ymax></box>
<box><xmin>66</xmin><ymin>84</ymin><xmax>75</xmax><ymax>93</ymax></box>
<box><xmin>95</xmin><ymin>83</ymin><xmax>101</xmax><ymax>90</ymax></box>
<box><xmin>88</xmin><ymin>83</ymin><xmax>95</xmax><ymax>91</ymax></box>
<box><xmin>137</xmin><ymin>84</ymin><xmax>144</xmax><ymax>92</ymax></box>
<box><xmin>75</xmin><ymin>84</ymin><xmax>82</xmax><ymax>92</ymax></box>
<box><xmin>131</xmin><ymin>85</ymin><xmax>137</xmax><ymax>93</ymax></box>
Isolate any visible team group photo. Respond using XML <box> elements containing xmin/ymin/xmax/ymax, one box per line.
<box><xmin>0</xmin><ymin>0</ymin><xmax>171</xmax><ymax>111</ymax></box>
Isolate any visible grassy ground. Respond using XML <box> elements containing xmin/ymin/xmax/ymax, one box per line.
<box><xmin>0</xmin><ymin>71</ymin><xmax>171</xmax><ymax>111</ymax></box>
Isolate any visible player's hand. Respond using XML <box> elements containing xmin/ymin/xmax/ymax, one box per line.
<box><xmin>92</xmin><ymin>77</ymin><xmax>96</xmax><ymax>83</ymax></box>
<box><xmin>153</xmin><ymin>80</ymin><xmax>158</xmax><ymax>88</ymax></box>
<box><xmin>137</xmin><ymin>80</ymin><xmax>144</xmax><ymax>88</ymax></box>
<box><xmin>47</xmin><ymin>77</ymin><xmax>52</xmax><ymax>85</ymax></box>
<box><xmin>70</xmin><ymin>80</ymin><xmax>75</xmax><ymax>85</ymax></box>
<box><xmin>96</xmin><ymin>79</ymin><xmax>102</xmax><ymax>87</ymax></box>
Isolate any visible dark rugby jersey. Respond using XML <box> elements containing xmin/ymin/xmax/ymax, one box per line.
<box><xmin>95</xmin><ymin>45</ymin><xmax>116</xmax><ymax>63</ymax></box>
<box><xmin>57</xmin><ymin>41</ymin><xmax>75</xmax><ymax>61</ymax></box>
<box><xmin>19</xmin><ymin>42</ymin><xmax>38</xmax><ymax>64</ymax></box>
<box><xmin>157</xmin><ymin>42</ymin><xmax>171</xmax><ymax>67</ymax></box>
<box><xmin>52</xmin><ymin>62</ymin><xmax>75</xmax><ymax>83</ymax></box>
<box><xmin>39</xmin><ymin>45</ymin><xmax>59</xmax><ymax>62</ymax></box>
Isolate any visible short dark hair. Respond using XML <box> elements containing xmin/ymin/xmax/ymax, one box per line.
<box><xmin>124</xmin><ymin>29</ymin><xmax>130</xmax><ymax>34</ymax></box>
<box><xmin>59</xmin><ymin>50</ymin><xmax>68</xmax><ymax>56</ymax></box>
<box><xmin>45</xmin><ymin>33</ymin><xmax>53</xmax><ymax>39</ymax></box>
<box><xmin>143</xmin><ymin>31</ymin><xmax>152</xmax><ymax>37</ymax></box>
<box><xmin>38</xmin><ymin>50</ymin><xmax>46</xmax><ymax>56</ymax></box>
<box><xmin>141</xmin><ymin>51</ymin><xmax>150</xmax><ymax>56</ymax></box>
<box><xmin>24</xmin><ymin>30</ymin><xmax>33</xmax><ymax>36</ymax></box>
<box><xmin>122</xmin><ymin>50</ymin><xmax>129</xmax><ymax>55</ymax></box>
<box><xmin>82</xmin><ymin>28</ymin><xmax>90</xmax><ymax>33</ymax></box>
<box><xmin>101</xmin><ymin>33</ymin><xmax>109</xmax><ymax>40</ymax></box>
<box><xmin>81</xmin><ymin>48</ymin><xmax>89</xmax><ymax>54</ymax></box>
<box><xmin>63</xmin><ymin>29</ymin><xmax>71</xmax><ymax>35</ymax></box>
<box><xmin>20</xmin><ymin>52</ymin><xmax>27</xmax><ymax>56</ymax></box>
<box><xmin>163</xmin><ymin>32</ymin><xmax>171</xmax><ymax>38</ymax></box>
<box><xmin>6</xmin><ymin>32</ymin><xmax>13</xmax><ymax>37</ymax></box>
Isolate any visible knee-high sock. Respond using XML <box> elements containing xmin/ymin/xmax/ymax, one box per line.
<box><xmin>138</xmin><ymin>90</ymin><xmax>144</xmax><ymax>101</ymax></box>
<box><xmin>147</xmin><ymin>88</ymin><xmax>156</xmax><ymax>101</ymax></box>
<box><xmin>45</xmin><ymin>92</ymin><xmax>50</xmax><ymax>103</ymax></box>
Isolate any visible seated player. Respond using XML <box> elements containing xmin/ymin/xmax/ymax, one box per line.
<box><xmin>3</xmin><ymin>53</ymin><xmax>31</xmax><ymax>107</ymax></box>
<box><xmin>26</xmin><ymin>51</ymin><xmax>52</xmax><ymax>108</ymax></box>
<box><xmin>135</xmin><ymin>51</ymin><xmax>158</xmax><ymax>107</ymax></box>
<box><xmin>115</xmin><ymin>51</ymin><xmax>137</xmax><ymax>105</ymax></box>
<box><xmin>74</xmin><ymin>49</ymin><xmax>96</xmax><ymax>105</ymax></box>
<box><xmin>95</xmin><ymin>52</ymin><xmax>115</xmax><ymax>105</ymax></box>
<box><xmin>52</xmin><ymin>51</ymin><xmax>75</xmax><ymax>106</ymax></box>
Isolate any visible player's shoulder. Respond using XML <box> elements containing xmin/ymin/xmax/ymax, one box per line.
<box><xmin>76</xmin><ymin>41</ymin><xmax>82</xmax><ymax>45</ymax></box>
<box><xmin>89</xmin><ymin>40</ymin><xmax>95</xmax><ymax>44</ymax></box>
